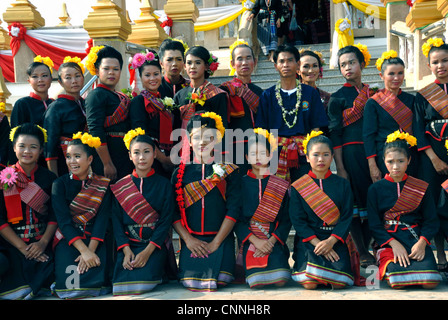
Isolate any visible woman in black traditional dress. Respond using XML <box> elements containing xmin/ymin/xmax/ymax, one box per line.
<box><xmin>110</xmin><ymin>129</ymin><xmax>174</xmax><ymax>295</ymax></box>
<box><xmin>234</xmin><ymin>128</ymin><xmax>291</xmax><ymax>288</ymax></box>
<box><xmin>44</xmin><ymin>58</ymin><xmax>86</xmax><ymax>177</ymax></box>
<box><xmin>367</xmin><ymin>131</ymin><xmax>442</xmax><ymax>289</ymax></box>
<box><xmin>171</xmin><ymin>112</ymin><xmax>241</xmax><ymax>291</ymax></box>
<box><xmin>129</xmin><ymin>50</ymin><xmax>180</xmax><ymax>179</ymax></box>
<box><xmin>51</xmin><ymin>132</ymin><xmax>112</xmax><ymax>299</ymax></box>
<box><xmin>174</xmin><ymin>46</ymin><xmax>229</xmax><ymax>130</ymax></box>
<box><xmin>0</xmin><ymin>123</ymin><xmax>57</xmax><ymax>300</ymax></box>
<box><xmin>327</xmin><ymin>44</ymin><xmax>376</xmax><ymax>268</ymax></box>
<box><xmin>289</xmin><ymin>132</ymin><xmax>361</xmax><ymax>290</ymax></box>
<box><xmin>85</xmin><ymin>45</ymin><xmax>133</xmax><ymax>181</ymax></box>
<box><xmin>363</xmin><ymin>51</ymin><xmax>417</xmax><ymax>181</ymax></box>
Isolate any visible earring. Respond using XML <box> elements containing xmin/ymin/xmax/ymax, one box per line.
<box><xmin>88</xmin><ymin>166</ymin><xmax>93</xmax><ymax>179</ymax></box>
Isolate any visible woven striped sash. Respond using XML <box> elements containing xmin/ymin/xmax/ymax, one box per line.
<box><xmin>442</xmin><ymin>179</ymin><xmax>448</xmax><ymax>193</ymax></box>
<box><xmin>384</xmin><ymin>176</ymin><xmax>428</xmax><ymax>221</ymax></box>
<box><xmin>104</xmin><ymin>90</ymin><xmax>131</xmax><ymax>128</ymax></box>
<box><xmin>183</xmin><ymin>164</ymin><xmax>238</xmax><ymax>208</ymax></box>
<box><xmin>70</xmin><ymin>174</ymin><xmax>110</xmax><ymax>224</ymax></box>
<box><xmin>276</xmin><ymin>136</ymin><xmax>305</xmax><ymax>182</ymax></box>
<box><xmin>110</xmin><ymin>175</ymin><xmax>159</xmax><ymax>225</ymax></box>
<box><xmin>250</xmin><ymin>175</ymin><xmax>289</xmax><ymax>239</ymax></box>
<box><xmin>292</xmin><ymin>174</ymin><xmax>340</xmax><ymax>226</ymax></box>
<box><xmin>372</xmin><ymin>89</ymin><xmax>413</xmax><ymax>134</ymax></box>
<box><xmin>419</xmin><ymin>82</ymin><xmax>448</xmax><ymax>119</ymax></box>
<box><xmin>342</xmin><ymin>84</ymin><xmax>371</xmax><ymax>127</ymax></box>
<box><xmin>221</xmin><ymin>78</ymin><xmax>260</xmax><ymax>117</ymax></box>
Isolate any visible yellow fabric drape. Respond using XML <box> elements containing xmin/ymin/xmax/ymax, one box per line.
<box><xmin>194</xmin><ymin>8</ymin><xmax>245</xmax><ymax>32</ymax></box>
<box><xmin>332</xmin><ymin>0</ymin><xmax>386</xmax><ymax>19</ymax></box>
<box><xmin>335</xmin><ymin>18</ymin><xmax>355</xmax><ymax>48</ymax></box>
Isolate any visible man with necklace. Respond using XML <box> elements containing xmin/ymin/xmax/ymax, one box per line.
<box><xmin>255</xmin><ymin>45</ymin><xmax>328</xmax><ymax>182</ymax></box>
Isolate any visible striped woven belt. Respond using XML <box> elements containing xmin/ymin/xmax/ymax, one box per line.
<box><xmin>126</xmin><ymin>223</ymin><xmax>156</xmax><ymax>243</ymax></box>
<box><xmin>319</xmin><ymin>226</ymin><xmax>335</xmax><ymax>231</ymax></box>
<box><xmin>106</xmin><ymin>132</ymin><xmax>126</xmax><ymax>137</ymax></box>
<box><xmin>385</xmin><ymin>220</ymin><xmax>419</xmax><ymax>241</ymax></box>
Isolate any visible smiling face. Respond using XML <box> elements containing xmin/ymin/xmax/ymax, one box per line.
<box><xmin>129</xmin><ymin>141</ymin><xmax>155</xmax><ymax>174</ymax></box>
<box><xmin>299</xmin><ymin>55</ymin><xmax>320</xmax><ymax>84</ymax></box>
<box><xmin>66</xmin><ymin>144</ymin><xmax>93</xmax><ymax>178</ymax></box>
<box><xmin>306</xmin><ymin>142</ymin><xmax>333</xmax><ymax>176</ymax></box>
<box><xmin>59</xmin><ymin>66</ymin><xmax>84</xmax><ymax>96</ymax></box>
<box><xmin>380</xmin><ymin>64</ymin><xmax>404</xmax><ymax>92</ymax></box>
<box><xmin>141</xmin><ymin>64</ymin><xmax>162</xmax><ymax>93</ymax></box>
<box><xmin>161</xmin><ymin>49</ymin><xmax>184</xmax><ymax>79</ymax></box>
<box><xmin>96</xmin><ymin>57</ymin><xmax>121</xmax><ymax>90</ymax></box>
<box><xmin>429</xmin><ymin>49</ymin><xmax>448</xmax><ymax>82</ymax></box>
<box><xmin>28</xmin><ymin>65</ymin><xmax>52</xmax><ymax>95</ymax></box>
<box><xmin>13</xmin><ymin>134</ymin><xmax>42</xmax><ymax>167</ymax></box>
<box><xmin>189</xmin><ymin>127</ymin><xmax>216</xmax><ymax>163</ymax></box>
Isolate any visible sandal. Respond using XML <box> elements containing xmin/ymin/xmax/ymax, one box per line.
<box><xmin>437</xmin><ymin>263</ymin><xmax>448</xmax><ymax>272</ymax></box>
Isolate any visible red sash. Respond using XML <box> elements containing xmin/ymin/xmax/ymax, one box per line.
<box><xmin>372</xmin><ymin>89</ymin><xmax>413</xmax><ymax>134</ymax></box>
<box><xmin>419</xmin><ymin>82</ymin><xmax>448</xmax><ymax>119</ymax></box>
<box><xmin>103</xmin><ymin>86</ymin><xmax>131</xmax><ymax>128</ymax></box>
<box><xmin>342</xmin><ymin>84</ymin><xmax>371</xmax><ymax>127</ymax></box>
<box><xmin>442</xmin><ymin>179</ymin><xmax>448</xmax><ymax>192</ymax></box>
<box><xmin>384</xmin><ymin>176</ymin><xmax>428</xmax><ymax>222</ymax></box>
<box><xmin>110</xmin><ymin>175</ymin><xmax>159</xmax><ymax>225</ymax></box>
<box><xmin>246</xmin><ymin>175</ymin><xmax>289</xmax><ymax>269</ymax></box>
<box><xmin>220</xmin><ymin>78</ymin><xmax>260</xmax><ymax>118</ymax></box>
<box><xmin>276</xmin><ymin>136</ymin><xmax>305</xmax><ymax>182</ymax></box>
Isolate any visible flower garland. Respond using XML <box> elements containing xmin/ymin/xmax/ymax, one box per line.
<box><xmin>130</xmin><ymin>51</ymin><xmax>158</xmax><ymax>70</ymax></box>
<box><xmin>0</xmin><ymin>167</ymin><xmax>18</xmax><ymax>191</ymax></box>
<box><xmin>275</xmin><ymin>79</ymin><xmax>302</xmax><ymax>129</ymax></box>
<box><xmin>385</xmin><ymin>130</ymin><xmax>417</xmax><ymax>147</ymax></box>
<box><xmin>9</xmin><ymin>125</ymin><xmax>47</xmax><ymax>143</ymax></box>
<box><xmin>422</xmin><ymin>37</ymin><xmax>445</xmax><ymax>58</ymax></box>
<box><xmin>229</xmin><ymin>39</ymin><xmax>250</xmax><ymax>76</ymax></box>
<box><xmin>34</xmin><ymin>55</ymin><xmax>54</xmax><ymax>73</ymax></box>
<box><xmin>353</xmin><ymin>43</ymin><xmax>371</xmax><ymax>67</ymax></box>
<box><xmin>63</xmin><ymin>56</ymin><xmax>85</xmax><ymax>74</ymax></box>
<box><xmin>85</xmin><ymin>45</ymin><xmax>105</xmax><ymax>75</ymax></box>
<box><xmin>123</xmin><ymin>128</ymin><xmax>146</xmax><ymax>150</ymax></box>
<box><xmin>253</xmin><ymin>127</ymin><xmax>278</xmax><ymax>152</ymax></box>
<box><xmin>72</xmin><ymin>132</ymin><xmax>102</xmax><ymax>149</ymax></box>
<box><xmin>302</xmin><ymin>130</ymin><xmax>324</xmax><ymax>154</ymax></box>
<box><xmin>175</xmin><ymin>160</ymin><xmax>187</xmax><ymax>228</ymax></box>
<box><xmin>375</xmin><ymin>50</ymin><xmax>398</xmax><ymax>72</ymax></box>
<box><xmin>201</xmin><ymin>112</ymin><xmax>225</xmax><ymax>142</ymax></box>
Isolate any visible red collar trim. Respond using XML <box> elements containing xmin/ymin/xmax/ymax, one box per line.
<box><xmin>435</xmin><ymin>79</ymin><xmax>441</xmax><ymax>84</ymax></box>
<box><xmin>29</xmin><ymin>92</ymin><xmax>46</xmax><ymax>101</ymax></box>
<box><xmin>308</xmin><ymin>169</ymin><xmax>332</xmax><ymax>179</ymax></box>
<box><xmin>132</xmin><ymin>168</ymin><xmax>155</xmax><ymax>178</ymax></box>
<box><xmin>164</xmin><ymin>75</ymin><xmax>187</xmax><ymax>85</ymax></box>
<box><xmin>58</xmin><ymin>94</ymin><xmax>76</xmax><ymax>101</ymax></box>
<box><xmin>143</xmin><ymin>90</ymin><xmax>161</xmax><ymax>98</ymax></box>
<box><xmin>193</xmin><ymin>157</ymin><xmax>214</xmax><ymax>165</ymax></box>
<box><xmin>97</xmin><ymin>83</ymin><xmax>113</xmax><ymax>91</ymax></box>
<box><xmin>385</xmin><ymin>173</ymin><xmax>408</xmax><ymax>182</ymax></box>
<box><xmin>15</xmin><ymin>162</ymin><xmax>38</xmax><ymax>181</ymax></box>
<box><xmin>247</xmin><ymin>169</ymin><xmax>270</xmax><ymax>179</ymax></box>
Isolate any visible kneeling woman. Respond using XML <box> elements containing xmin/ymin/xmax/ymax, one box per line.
<box><xmin>290</xmin><ymin>131</ymin><xmax>360</xmax><ymax>289</ymax></box>
<box><xmin>0</xmin><ymin>123</ymin><xmax>57</xmax><ymax>300</ymax></box>
<box><xmin>110</xmin><ymin>129</ymin><xmax>174</xmax><ymax>296</ymax></box>
<box><xmin>367</xmin><ymin>131</ymin><xmax>442</xmax><ymax>289</ymax></box>
<box><xmin>52</xmin><ymin>132</ymin><xmax>112</xmax><ymax>299</ymax></box>
<box><xmin>172</xmin><ymin>112</ymin><xmax>241</xmax><ymax>291</ymax></box>
<box><xmin>234</xmin><ymin>128</ymin><xmax>291</xmax><ymax>288</ymax></box>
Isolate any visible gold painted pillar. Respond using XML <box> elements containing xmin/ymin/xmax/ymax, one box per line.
<box><xmin>164</xmin><ymin>0</ymin><xmax>199</xmax><ymax>48</ymax></box>
<box><xmin>2</xmin><ymin>0</ymin><xmax>45</xmax><ymax>82</ymax></box>
<box><xmin>438</xmin><ymin>0</ymin><xmax>448</xmax><ymax>16</ymax></box>
<box><xmin>0</xmin><ymin>20</ymin><xmax>11</xmax><ymax>50</ymax></box>
<box><xmin>128</xmin><ymin>0</ymin><xmax>168</xmax><ymax>48</ymax></box>
<box><xmin>0</xmin><ymin>67</ymin><xmax>12</xmax><ymax>116</ymax></box>
<box><xmin>83</xmin><ymin>0</ymin><xmax>132</xmax><ymax>91</ymax></box>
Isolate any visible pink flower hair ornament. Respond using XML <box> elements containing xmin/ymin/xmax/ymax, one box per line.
<box><xmin>131</xmin><ymin>51</ymin><xmax>158</xmax><ymax>70</ymax></box>
<box><xmin>0</xmin><ymin>167</ymin><xmax>18</xmax><ymax>190</ymax></box>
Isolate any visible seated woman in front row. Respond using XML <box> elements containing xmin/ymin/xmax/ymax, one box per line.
<box><xmin>289</xmin><ymin>131</ymin><xmax>362</xmax><ymax>290</ymax></box>
<box><xmin>367</xmin><ymin>131</ymin><xmax>442</xmax><ymax>289</ymax></box>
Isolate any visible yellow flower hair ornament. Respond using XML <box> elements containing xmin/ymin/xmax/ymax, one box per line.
<box><xmin>34</xmin><ymin>55</ymin><xmax>54</xmax><ymax>73</ymax></box>
<box><xmin>123</xmin><ymin>128</ymin><xmax>146</xmax><ymax>150</ymax></box>
<box><xmin>85</xmin><ymin>45</ymin><xmax>105</xmax><ymax>75</ymax></box>
<box><xmin>299</xmin><ymin>48</ymin><xmax>326</xmax><ymax>66</ymax></box>
<box><xmin>9</xmin><ymin>125</ymin><xmax>47</xmax><ymax>143</ymax></box>
<box><xmin>171</xmin><ymin>38</ymin><xmax>189</xmax><ymax>54</ymax></box>
<box><xmin>302</xmin><ymin>130</ymin><xmax>324</xmax><ymax>155</ymax></box>
<box><xmin>386</xmin><ymin>130</ymin><xmax>417</xmax><ymax>147</ymax></box>
<box><xmin>353</xmin><ymin>43</ymin><xmax>371</xmax><ymax>67</ymax></box>
<box><xmin>253</xmin><ymin>128</ymin><xmax>278</xmax><ymax>152</ymax></box>
<box><xmin>0</xmin><ymin>102</ymin><xmax>5</xmax><ymax>113</ymax></box>
<box><xmin>63</xmin><ymin>56</ymin><xmax>86</xmax><ymax>74</ymax></box>
<box><xmin>72</xmin><ymin>132</ymin><xmax>101</xmax><ymax>149</ymax></box>
<box><xmin>229</xmin><ymin>39</ymin><xmax>250</xmax><ymax>76</ymax></box>
<box><xmin>201</xmin><ymin>112</ymin><xmax>225</xmax><ymax>142</ymax></box>
<box><xmin>376</xmin><ymin>50</ymin><xmax>398</xmax><ymax>72</ymax></box>
<box><xmin>422</xmin><ymin>37</ymin><xmax>445</xmax><ymax>58</ymax></box>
